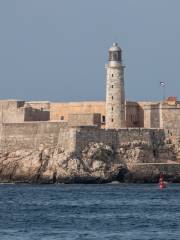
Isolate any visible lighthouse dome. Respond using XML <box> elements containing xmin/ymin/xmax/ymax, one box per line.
<box><xmin>108</xmin><ymin>43</ymin><xmax>122</xmax><ymax>62</ymax></box>
<box><xmin>109</xmin><ymin>43</ymin><xmax>121</xmax><ymax>52</ymax></box>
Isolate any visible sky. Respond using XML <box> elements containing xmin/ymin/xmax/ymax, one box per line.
<box><xmin>0</xmin><ymin>0</ymin><xmax>180</xmax><ymax>102</ymax></box>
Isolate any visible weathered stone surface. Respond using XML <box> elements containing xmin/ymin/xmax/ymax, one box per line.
<box><xmin>0</xmin><ymin>138</ymin><xmax>179</xmax><ymax>183</ymax></box>
<box><xmin>126</xmin><ymin>163</ymin><xmax>180</xmax><ymax>183</ymax></box>
<box><xmin>0</xmin><ymin>143</ymin><xmax>124</xmax><ymax>183</ymax></box>
<box><xmin>0</xmin><ymin>123</ymin><xmax>180</xmax><ymax>183</ymax></box>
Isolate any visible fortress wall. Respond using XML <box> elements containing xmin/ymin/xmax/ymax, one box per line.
<box><xmin>24</xmin><ymin>108</ymin><xmax>50</xmax><ymax>121</ymax></box>
<box><xmin>75</xmin><ymin>127</ymin><xmax>118</xmax><ymax>154</ymax></box>
<box><xmin>0</xmin><ymin>122</ymin><xmax>74</xmax><ymax>153</ymax></box>
<box><xmin>50</xmin><ymin>102</ymin><xmax>106</xmax><ymax>123</ymax></box>
<box><xmin>161</xmin><ymin>105</ymin><xmax>180</xmax><ymax>141</ymax></box>
<box><xmin>0</xmin><ymin>100</ymin><xmax>25</xmax><ymax>123</ymax></box>
<box><xmin>125</xmin><ymin>102</ymin><xmax>139</xmax><ymax>127</ymax></box>
<box><xmin>50</xmin><ymin>101</ymin><xmax>143</xmax><ymax>128</ymax></box>
<box><xmin>144</xmin><ymin>109</ymin><xmax>151</xmax><ymax>128</ymax></box>
<box><xmin>0</xmin><ymin>100</ymin><xmax>50</xmax><ymax>123</ymax></box>
<box><xmin>68</xmin><ymin>113</ymin><xmax>101</xmax><ymax>127</ymax></box>
<box><xmin>74</xmin><ymin>126</ymin><xmax>165</xmax><ymax>154</ymax></box>
<box><xmin>150</xmin><ymin>106</ymin><xmax>160</xmax><ymax>128</ymax></box>
<box><xmin>142</xmin><ymin>103</ymin><xmax>160</xmax><ymax>128</ymax></box>
<box><xmin>128</xmin><ymin>163</ymin><xmax>180</xmax><ymax>182</ymax></box>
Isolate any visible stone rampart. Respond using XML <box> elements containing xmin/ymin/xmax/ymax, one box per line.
<box><xmin>161</xmin><ymin>104</ymin><xmax>180</xmax><ymax>137</ymax></box>
<box><xmin>127</xmin><ymin>163</ymin><xmax>180</xmax><ymax>182</ymax></box>
<box><xmin>74</xmin><ymin>126</ymin><xmax>165</xmax><ymax>155</ymax></box>
<box><xmin>0</xmin><ymin>123</ymin><xmax>166</xmax><ymax>160</ymax></box>
<box><xmin>0</xmin><ymin>122</ymin><xmax>75</xmax><ymax>153</ymax></box>
<box><xmin>143</xmin><ymin>103</ymin><xmax>160</xmax><ymax>128</ymax></box>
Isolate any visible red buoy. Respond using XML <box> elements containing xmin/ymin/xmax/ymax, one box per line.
<box><xmin>159</xmin><ymin>174</ymin><xmax>166</xmax><ymax>189</ymax></box>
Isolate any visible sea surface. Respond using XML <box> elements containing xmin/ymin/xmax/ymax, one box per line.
<box><xmin>0</xmin><ymin>184</ymin><xmax>180</xmax><ymax>240</ymax></box>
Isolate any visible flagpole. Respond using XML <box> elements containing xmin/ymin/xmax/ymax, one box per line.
<box><xmin>160</xmin><ymin>82</ymin><xmax>166</xmax><ymax>101</ymax></box>
<box><xmin>163</xmin><ymin>85</ymin><xmax>166</xmax><ymax>100</ymax></box>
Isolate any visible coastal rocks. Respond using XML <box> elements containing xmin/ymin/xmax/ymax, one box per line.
<box><xmin>52</xmin><ymin>143</ymin><xmax>125</xmax><ymax>183</ymax></box>
<box><xmin>0</xmin><ymin>139</ymin><xmax>180</xmax><ymax>183</ymax></box>
<box><xmin>0</xmin><ymin>143</ymin><xmax>125</xmax><ymax>183</ymax></box>
<box><xmin>0</xmin><ymin>150</ymin><xmax>42</xmax><ymax>182</ymax></box>
<box><xmin>81</xmin><ymin>143</ymin><xmax>114</xmax><ymax>169</ymax></box>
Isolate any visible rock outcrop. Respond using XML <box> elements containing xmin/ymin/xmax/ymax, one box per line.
<box><xmin>0</xmin><ymin>140</ymin><xmax>180</xmax><ymax>183</ymax></box>
<box><xmin>0</xmin><ymin>143</ymin><xmax>124</xmax><ymax>183</ymax></box>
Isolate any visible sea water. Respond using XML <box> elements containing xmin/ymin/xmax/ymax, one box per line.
<box><xmin>0</xmin><ymin>184</ymin><xmax>180</xmax><ymax>240</ymax></box>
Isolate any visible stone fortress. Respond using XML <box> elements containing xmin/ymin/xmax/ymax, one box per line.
<box><xmin>0</xmin><ymin>43</ymin><xmax>180</xmax><ymax>183</ymax></box>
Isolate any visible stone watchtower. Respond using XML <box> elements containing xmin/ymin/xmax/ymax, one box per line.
<box><xmin>105</xmin><ymin>43</ymin><xmax>125</xmax><ymax>129</ymax></box>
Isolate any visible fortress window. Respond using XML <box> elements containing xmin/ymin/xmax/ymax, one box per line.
<box><xmin>60</xmin><ymin>116</ymin><xmax>64</xmax><ymax>120</ymax></box>
<box><xmin>112</xmin><ymin>106</ymin><xmax>113</xmax><ymax>111</ymax></box>
<box><xmin>112</xmin><ymin>85</ymin><xmax>114</xmax><ymax>88</ymax></box>
<box><xmin>102</xmin><ymin>115</ymin><xmax>105</xmax><ymax>123</ymax></box>
<box><xmin>112</xmin><ymin>96</ymin><xmax>113</xmax><ymax>100</ymax></box>
<box><xmin>111</xmin><ymin>118</ymin><xmax>114</xmax><ymax>122</ymax></box>
<box><xmin>112</xmin><ymin>74</ymin><xmax>114</xmax><ymax>77</ymax></box>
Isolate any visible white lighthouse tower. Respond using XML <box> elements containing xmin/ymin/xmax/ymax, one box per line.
<box><xmin>105</xmin><ymin>43</ymin><xmax>125</xmax><ymax>129</ymax></box>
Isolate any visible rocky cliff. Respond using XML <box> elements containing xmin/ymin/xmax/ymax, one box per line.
<box><xmin>0</xmin><ymin>139</ymin><xmax>180</xmax><ymax>183</ymax></box>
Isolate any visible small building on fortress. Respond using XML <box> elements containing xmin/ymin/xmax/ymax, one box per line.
<box><xmin>0</xmin><ymin>43</ymin><xmax>180</xmax><ymax>135</ymax></box>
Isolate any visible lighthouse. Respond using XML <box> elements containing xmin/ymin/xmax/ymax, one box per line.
<box><xmin>105</xmin><ymin>43</ymin><xmax>125</xmax><ymax>129</ymax></box>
